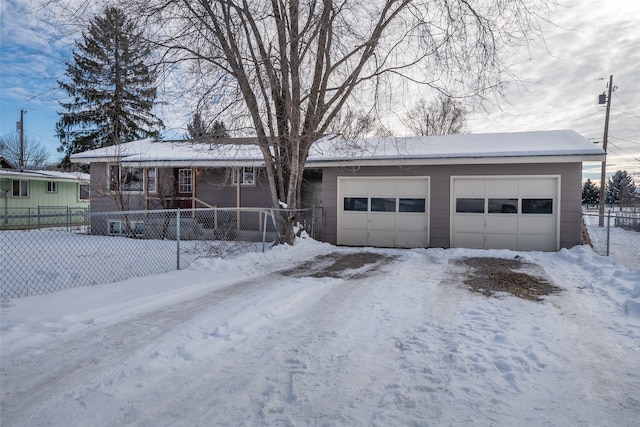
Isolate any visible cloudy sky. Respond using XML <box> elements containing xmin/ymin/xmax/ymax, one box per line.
<box><xmin>1</xmin><ymin>0</ymin><xmax>638</xmax><ymax>181</ymax></box>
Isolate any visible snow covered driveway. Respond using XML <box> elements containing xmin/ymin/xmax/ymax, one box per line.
<box><xmin>2</xmin><ymin>240</ymin><xmax>639</xmax><ymax>426</ymax></box>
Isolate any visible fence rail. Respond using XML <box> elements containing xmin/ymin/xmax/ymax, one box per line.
<box><xmin>1</xmin><ymin>207</ymin><xmax>323</xmax><ymax>301</ymax></box>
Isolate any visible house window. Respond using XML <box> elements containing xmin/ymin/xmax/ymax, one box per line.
<box><xmin>344</xmin><ymin>197</ymin><xmax>368</xmax><ymax>211</ymax></box>
<box><xmin>488</xmin><ymin>198</ymin><xmax>518</xmax><ymax>213</ymax></box>
<box><xmin>455</xmin><ymin>198</ymin><xmax>484</xmax><ymax>213</ymax></box>
<box><xmin>109</xmin><ymin>166</ymin><xmax>156</xmax><ymax>192</ymax></box>
<box><xmin>178</xmin><ymin>169</ymin><xmax>192</xmax><ymax>193</ymax></box>
<box><xmin>79</xmin><ymin>184</ymin><xmax>90</xmax><ymax>200</ymax></box>
<box><xmin>12</xmin><ymin>180</ymin><xmax>29</xmax><ymax>197</ymax></box>
<box><xmin>46</xmin><ymin>181</ymin><xmax>58</xmax><ymax>193</ymax></box>
<box><xmin>371</xmin><ymin>197</ymin><xmax>396</xmax><ymax>212</ymax></box>
<box><xmin>232</xmin><ymin>167</ymin><xmax>255</xmax><ymax>185</ymax></box>
<box><xmin>108</xmin><ymin>220</ymin><xmax>144</xmax><ymax>236</ymax></box>
<box><xmin>522</xmin><ymin>199</ymin><xmax>553</xmax><ymax>214</ymax></box>
<box><xmin>399</xmin><ymin>198</ymin><xmax>426</xmax><ymax>213</ymax></box>
<box><xmin>148</xmin><ymin>169</ymin><xmax>157</xmax><ymax>193</ymax></box>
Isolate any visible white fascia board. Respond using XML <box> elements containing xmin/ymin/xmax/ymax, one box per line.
<box><xmin>121</xmin><ymin>160</ymin><xmax>266</xmax><ymax>168</ymax></box>
<box><xmin>306</xmin><ymin>154</ymin><xmax>605</xmax><ymax>168</ymax></box>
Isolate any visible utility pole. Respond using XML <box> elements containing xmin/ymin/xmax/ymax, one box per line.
<box><xmin>598</xmin><ymin>75</ymin><xmax>613</xmax><ymax>227</ymax></box>
<box><xmin>16</xmin><ymin>109</ymin><xmax>26</xmax><ymax>172</ymax></box>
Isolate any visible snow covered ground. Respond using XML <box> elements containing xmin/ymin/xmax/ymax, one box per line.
<box><xmin>1</xmin><ymin>235</ymin><xmax>639</xmax><ymax>426</ymax></box>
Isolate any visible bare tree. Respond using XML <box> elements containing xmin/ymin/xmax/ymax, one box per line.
<box><xmin>0</xmin><ymin>133</ymin><xmax>49</xmax><ymax>170</ymax></box>
<box><xmin>102</xmin><ymin>0</ymin><xmax>550</xmax><ymax>243</ymax></box>
<box><xmin>404</xmin><ymin>96</ymin><xmax>468</xmax><ymax>136</ymax></box>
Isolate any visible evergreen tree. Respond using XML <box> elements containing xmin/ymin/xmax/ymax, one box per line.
<box><xmin>582</xmin><ymin>179</ymin><xmax>599</xmax><ymax>205</ymax></box>
<box><xmin>186</xmin><ymin>113</ymin><xmax>209</xmax><ymax>139</ymax></box>
<box><xmin>186</xmin><ymin>115</ymin><xmax>229</xmax><ymax>140</ymax></box>
<box><xmin>211</xmin><ymin>121</ymin><xmax>230</xmax><ymax>139</ymax></box>
<box><xmin>605</xmin><ymin>170</ymin><xmax>636</xmax><ymax>207</ymax></box>
<box><xmin>56</xmin><ymin>6</ymin><xmax>163</xmax><ymax>168</ymax></box>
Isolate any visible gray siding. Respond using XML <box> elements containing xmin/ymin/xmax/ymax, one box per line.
<box><xmin>321</xmin><ymin>162</ymin><xmax>583</xmax><ymax>250</ymax></box>
<box><xmin>195</xmin><ymin>168</ymin><xmax>273</xmax><ymax>208</ymax></box>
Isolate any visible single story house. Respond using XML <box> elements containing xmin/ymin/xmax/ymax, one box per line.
<box><xmin>1</xmin><ymin>158</ymin><xmax>90</xmax><ymax>229</ymax></box>
<box><xmin>70</xmin><ymin>130</ymin><xmax>605</xmax><ymax>251</ymax></box>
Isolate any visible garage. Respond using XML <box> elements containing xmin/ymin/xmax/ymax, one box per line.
<box><xmin>451</xmin><ymin>176</ymin><xmax>560</xmax><ymax>251</ymax></box>
<box><xmin>337</xmin><ymin>177</ymin><xmax>430</xmax><ymax>248</ymax></box>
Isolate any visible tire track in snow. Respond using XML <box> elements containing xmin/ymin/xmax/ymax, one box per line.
<box><xmin>0</xmin><ymin>271</ymin><xmax>291</xmax><ymax>426</ymax></box>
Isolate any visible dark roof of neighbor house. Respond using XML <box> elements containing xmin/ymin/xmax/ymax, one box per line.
<box><xmin>70</xmin><ymin>130</ymin><xmax>605</xmax><ymax>168</ymax></box>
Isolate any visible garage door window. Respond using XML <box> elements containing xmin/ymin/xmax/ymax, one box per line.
<box><xmin>399</xmin><ymin>198</ymin><xmax>426</xmax><ymax>213</ymax></box>
<box><xmin>456</xmin><ymin>198</ymin><xmax>484</xmax><ymax>213</ymax></box>
<box><xmin>522</xmin><ymin>199</ymin><xmax>553</xmax><ymax>214</ymax></box>
<box><xmin>344</xmin><ymin>197</ymin><xmax>368</xmax><ymax>211</ymax></box>
<box><xmin>371</xmin><ymin>198</ymin><xmax>396</xmax><ymax>212</ymax></box>
<box><xmin>488</xmin><ymin>198</ymin><xmax>518</xmax><ymax>213</ymax></box>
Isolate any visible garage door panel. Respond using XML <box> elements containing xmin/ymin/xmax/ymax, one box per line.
<box><xmin>368</xmin><ymin>213</ymin><xmax>396</xmax><ymax>230</ymax></box>
<box><xmin>341</xmin><ymin>229</ymin><xmax>368</xmax><ymax>246</ymax></box>
<box><xmin>486</xmin><ymin>179</ymin><xmax>518</xmax><ymax>196</ymax></box>
<box><xmin>343</xmin><ymin>213</ymin><xmax>369</xmax><ymax>228</ymax></box>
<box><xmin>453</xmin><ymin>232</ymin><xmax>484</xmax><ymax>249</ymax></box>
<box><xmin>518</xmin><ymin>234</ymin><xmax>556</xmax><ymax>251</ymax></box>
<box><xmin>486</xmin><ymin>234</ymin><xmax>519</xmax><ymax>250</ymax></box>
<box><xmin>397</xmin><ymin>214</ymin><xmax>428</xmax><ymax>231</ymax></box>
<box><xmin>518</xmin><ymin>216</ymin><xmax>555</xmax><ymax>234</ymax></box>
<box><xmin>397</xmin><ymin>230</ymin><xmax>428</xmax><ymax>247</ymax></box>
<box><xmin>398</xmin><ymin>180</ymin><xmax>428</xmax><ymax>196</ymax></box>
<box><xmin>343</xmin><ymin>179</ymin><xmax>369</xmax><ymax>195</ymax></box>
<box><xmin>520</xmin><ymin>178</ymin><xmax>556</xmax><ymax>195</ymax></box>
<box><xmin>453</xmin><ymin>215</ymin><xmax>484</xmax><ymax>233</ymax></box>
<box><xmin>373</xmin><ymin>180</ymin><xmax>397</xmax><ymax>195</ymax></box>
<box><xmin>369</xmin><ymin>230</ymin><xmax>398</xmax><ymax>247</ymax></box>
<box><xmin>454</xmin><ymin>179</ymin><xmax>485</xmax><ymax>197</ymax></box>
<box><xmin>486</xmin><ymin>216</ymin><xmax>518</xmax><ymax>233</ymax></box>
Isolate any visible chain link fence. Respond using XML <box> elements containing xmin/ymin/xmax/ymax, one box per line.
<box><xmin>1</xmin><ymin>206</ymin><xmax>89</xmax><ymax>230</ymax></box>
<box><xmin>1</xmin><ymin>207</ymin><xmax>323</xmax><ymax>301</ymax></box>
<box><xmin>582</xmin><ymin>207</ymin><xmax>640</xmax><ymax>271</ymax></box>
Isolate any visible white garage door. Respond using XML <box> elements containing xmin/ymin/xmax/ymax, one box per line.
<box><xmin>337</xmin><ymin>177</ymin><xmax>430</xmax><ymax>248</ymax></box>
<box><xmin>451</xmin><ymin>176</ymin><xmax>560</xmax><ymax>251</ymax></box>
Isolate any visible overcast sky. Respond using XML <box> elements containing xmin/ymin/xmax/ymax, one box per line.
<box><xmin>1</xmin><ymin>0</ymin><xmax>638</xmax><ymax>181</ymax></box>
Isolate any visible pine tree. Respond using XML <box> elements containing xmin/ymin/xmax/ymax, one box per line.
<box><xmin>186</xmin><ymin>115</ymin><xmax>229</xmax><ymax>140</ymax></box>
<box><xmin>186</xmin><ymin>113</ymin><xmax>209</xmax><ymax>139</ymax></box>
<box><xmin>605</xmin><ymin>170</ymin><xmax>636</xmax><ymax>207</ymax></box>
<box><xmin>582</xmin><ymin>179</ymin><xmax>599</xmax><ymax>205</ymax></box>
<box><xmin>56</xmin><ymin>6</ymin><xmax>163</xmax><ymax>168</ymax></box>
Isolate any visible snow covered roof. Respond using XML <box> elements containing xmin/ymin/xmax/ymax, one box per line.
<box><xmin>0</xmin><ymin>168</ymin><xmax>89</xmax><ymax>183</ymax></box>
<box><xmin>70</xmin><ymin>130</ymin><xmax>604</xmax><ymax>167</ymax></box>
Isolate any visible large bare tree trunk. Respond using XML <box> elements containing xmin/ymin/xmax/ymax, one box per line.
<box><xmin>122</xmin><ymin>0</ymin><xmax>552</xmax><ymax>243</ymax></box>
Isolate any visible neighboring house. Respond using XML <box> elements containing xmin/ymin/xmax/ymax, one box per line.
<box><xmin>1</xmin><ymin>159</ymin><xmax>90</xmax><ymax>229</ymax></box>
<box><xmin>70</xmin><ymin>130</ymin><xmax>605</xmax><ymax>251</ymax></box>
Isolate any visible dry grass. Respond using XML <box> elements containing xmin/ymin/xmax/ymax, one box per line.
<box><xmin>460</xmin><ymin>256</ymin><xmax>561</xmax><ymax>301</ymax></box>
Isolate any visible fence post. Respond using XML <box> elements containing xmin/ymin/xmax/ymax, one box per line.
<box><xmin>311</xmin><ymin>205</ymin><xmax>317</xmax><ymax>239</ymax></box>
<box><xmin>606</xmin><ymin>213</ymin><xmax>611</xmax><ymax>256</ymax></box>
<box><xmin>262</xmin><ymin>209</ymin><xmax>269</xmax><ymax>252</ymax></box>
<box><xmin>176</xmin><ymin>209</ymin><xmax>181</xmax><ymax>270</ymax></box>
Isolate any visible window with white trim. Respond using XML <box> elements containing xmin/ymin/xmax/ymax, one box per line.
<box><xmin>148</xmin><ymin>168</ymin><xmax>157</xmax><ymax>193</ymax></box>
<box><xmin>46</xmin><ymin>181</ymin><xmax>57</xmax><ymax>193</ymax></box>
<box><xmin>12</xmin><ymin>180</ymin><xmax>29</xmax><ymax>197</ymax></box>
<box><xmin>232</xmin><ymin>167</ymin><xmax>255</xmax><ymax>185</ymax></box>
<box><xmin>178</xmin><ymin>168</ymin><xmax>192</xmax><ymax>193</ymax></box>
<box><xmin>79</xmin><ymin>184</ymin><xmax>90</xmax><ymax>200</ymax></box>
<box><xmin>108</xmin><ymin>220</ymin><xmax>144</xmax><ymax>236</ymax></box>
